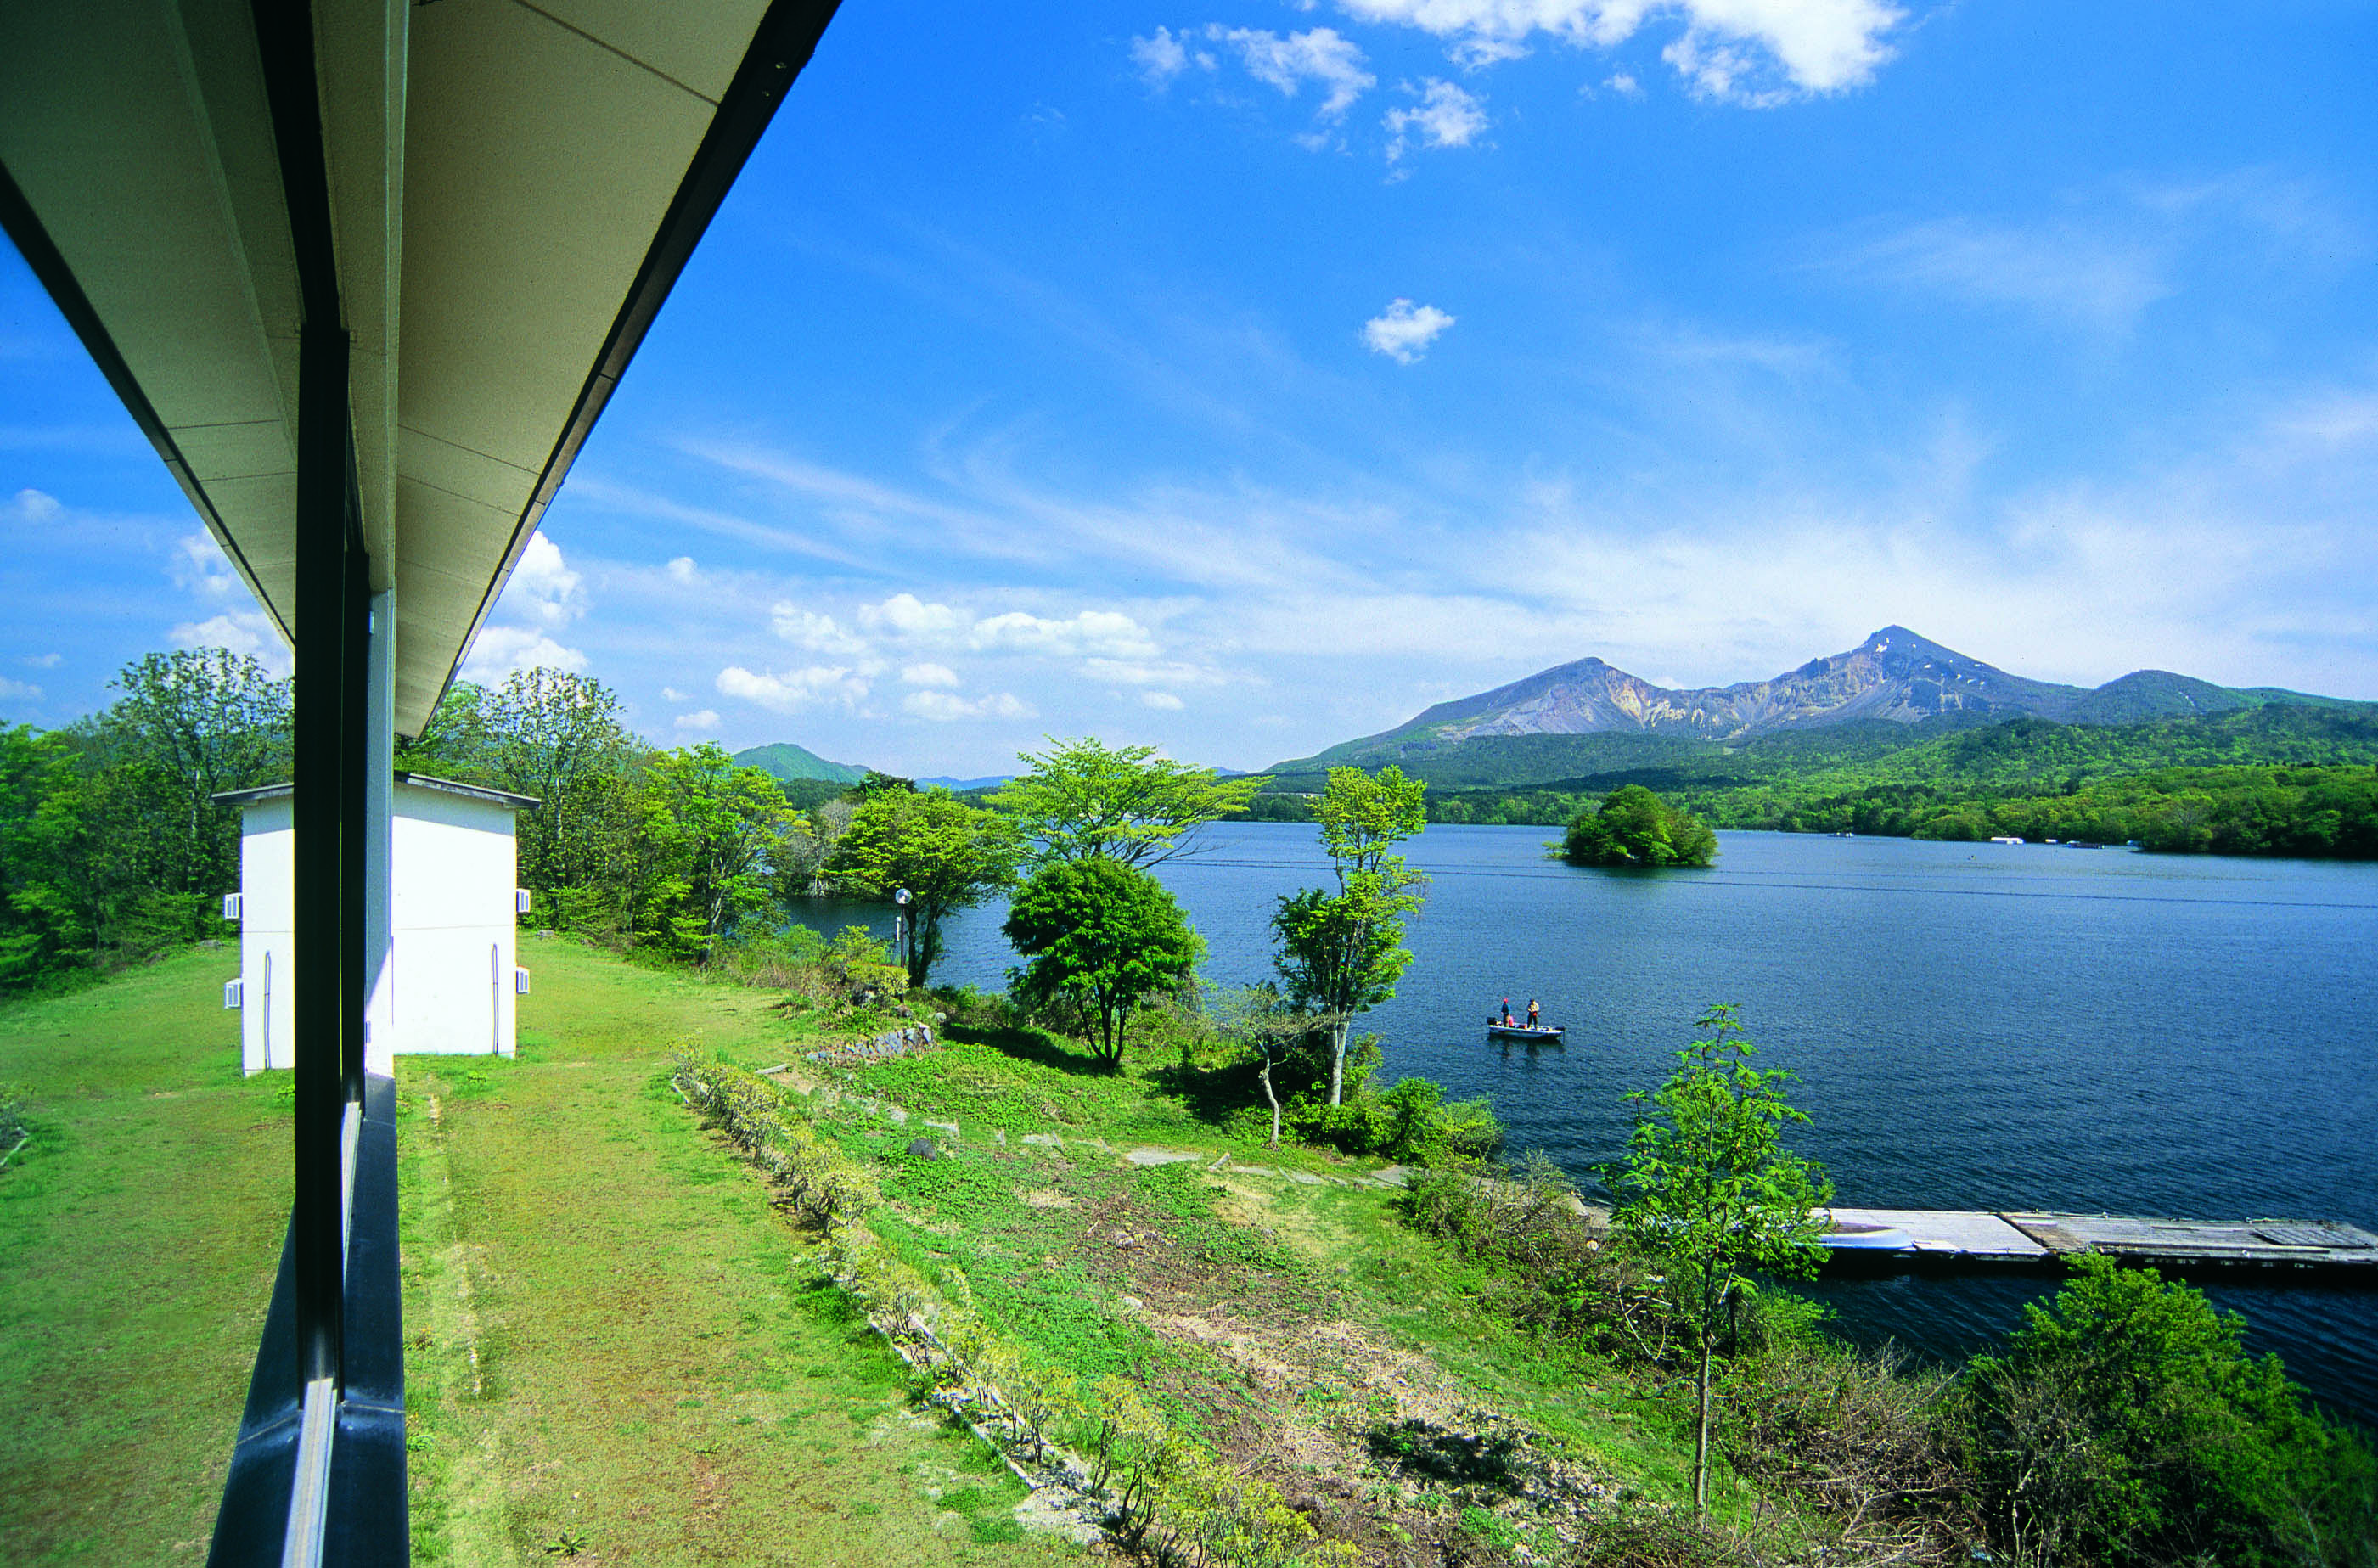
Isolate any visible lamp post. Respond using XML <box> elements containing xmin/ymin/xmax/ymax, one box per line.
<box><xmin>893</xmin><ymin>887</ymin><xmax>911</xmax><ymax>976</ymax></box>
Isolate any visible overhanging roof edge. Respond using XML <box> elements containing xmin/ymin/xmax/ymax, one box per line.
<box><xmin>425</xmin><ymin>0</ymin><xmax>844</xmax><ymax>727</ymax></box>
<box><xmin>0</xmin><ymin>158</ymin><xmax>295</xmax><ymax>649</ymax></box>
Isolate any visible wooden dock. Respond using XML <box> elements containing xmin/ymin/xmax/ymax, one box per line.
<box><xmin>1819</xmin><ymin>1207</ymin><xmax>2378</xmax><ymax>1277</ymax></box>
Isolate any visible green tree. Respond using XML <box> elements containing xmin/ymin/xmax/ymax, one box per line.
<box><xmin>479</xmin><ymin>668</ymin><xmax>635</xmax><ymax>908</ymax></box>
<box><xmin>639</xmin><ymin>745</ymin><xmax>803</xmax><ymax>961</ymax></box>
<box><xmin>84</xmin><ymin>649</ymin><xmax>291</xmax><ymax>933</ymax></box>
<box><xmin>1003</xmin><ymin>857</ymin><xmax>1200</xmax><ymax>1069</ymax></box>
<box><xmin>1958</xmin><ymin>1253</ymin><xmax>2378</xmax><ymax>1566</ymax></box>
<box><xmin>992</xmin><ymin>736</ymin><xmax>1269</xmax><ymax>868</ymax></box>
<box><xmin>827</xmin><ymin>790</ymin><xmax>1018</xmax><ymax>986</ymax></box>
<box><xmin>1272</xmin><ymin>766</ymin><xmax>1429</xmax><ymax>1105</ymax></box>
<box><xmin>1206</xmin><ymin>983</ymin><xmax>1334</xmax><ymax>1148</ymax></box>
<box><xmin>1600</xmin><ymin>1004</ymin><xmax>1830</xmax><ymax>1516</ymax></box>
<box><xmin>395</xmin><ymin>680</ymin><xmax>492</xmax><ymax>781</ymax></box>
<box><xmin>0</xmin><ymin>725</ymin><xmax>90</xmax><ymax>987</ymax></box>
<box><xmin>1562</xmin><ymin>784</ymin><xmax>1717</xmax><ymax>868</ymax></box>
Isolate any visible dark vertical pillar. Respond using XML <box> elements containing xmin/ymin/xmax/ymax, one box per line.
<box><xmin>292</xmin><ymin>321</ymin><xmax>350</xmax><ymax>1390</ymax></box>
<box><xmin>340</xmin><ymin>537</ymin><xmax>368</xmax><ymax>1111</ymax></box>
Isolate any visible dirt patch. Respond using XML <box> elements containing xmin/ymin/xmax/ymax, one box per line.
<box><xmin>1020</xmin><ymin>1188</ymin><xmax>1075</xmax><ymax>1210</ymax></box>
<box><xmin>1098</xmin><ymin>1224</ymin><xmax>1620</xmax><ymax>1567</ymax></box>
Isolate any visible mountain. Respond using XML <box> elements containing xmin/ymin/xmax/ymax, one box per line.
<box><xmin>1273</xmin><ymin>627</ymin><xmax>2350</xmax><ymax>781</ymax></box>
<box><xmin>732</xmin><ymin>741</ymin><xmax>869</xmax><ymax>786</ymax></box>
<box><xmin>919</xmin><ymin>775</ymin><xmax>1013</xmax><ymax>792</ymax></box>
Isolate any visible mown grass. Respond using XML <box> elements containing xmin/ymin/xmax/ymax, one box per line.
<box><xmin>0</xmin><ymin>943</ymin><xmax>280</xmax><ymax>1565</ymax></box>
<box><xmin>1</xmin><ymin>932</ymin><xmax>1779</xmax><ymax>1565</ymax></box>
<box><xmin>402</xmin><ymin>934</ymin><xmax>1077</xmax><ymax>1565</ymax></box>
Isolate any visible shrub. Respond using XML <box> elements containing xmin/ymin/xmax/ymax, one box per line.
<box><xmin>1287</xmin><ymin>1076</ymin><xmax>1503</xmax><ymax>1166</ymax></box>
<box><xmin>1950</xmin><ymin>1254</ymin><xmax>2378</xmax><ymax>1566</ymax></box>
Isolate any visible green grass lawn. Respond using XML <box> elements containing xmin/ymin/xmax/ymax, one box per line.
<box><xmin>402</xmin><ymin>935</ymin><xmax>1077</xmax><ymax>1565</ymax></box>
<box><xmin>0</xmin><ymin>938</ymin><xmax>1077</xmax><ymax>1566</ymax></box>
<box><xmin>1</xmin><ymin>932</ymin><xmax>1754</xmax><ymax>1566</ymax></box>
<box><xmin>0</xmin><ymin>944</ymin><xmax>279</xmax><ymax>1565</ymax></box>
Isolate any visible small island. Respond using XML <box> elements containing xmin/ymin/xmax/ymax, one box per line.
<box><xmin>1562</xmin><ymin>784</ymin><xmax>1718</xmax><ymax>868</ymax></box>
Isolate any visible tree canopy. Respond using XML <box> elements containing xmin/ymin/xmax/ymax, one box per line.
<box><xmin>827</xmin><ymin>790</ymin><xmax>1019</xmax><ymax>986</ymax></box>
<box><xmin>1003</xmin><ymin>857</ymin><xmax>1200</xmax><ymax>1069</ymax></box>
<box><xmin>992</xmin><ymin>736</ymin><xmax>1268</xmax><ymax>868</ymax></box>
<box><xmin>1562</xmin><ymin>784</ymin><xmax>1717</xmax><ymax>868</ymax></box>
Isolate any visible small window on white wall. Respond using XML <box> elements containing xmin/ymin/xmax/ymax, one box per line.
<box><xmin>223</xmin><ymin>978</ymin><xmax>243</xmax><ymax>1009</ymax></box>
<box><xmin>222</xmin><ymin>892</ymin><xmax>242</xmax><ymax>922</ymax></box>
<box><xmin>514</xmin><ymin>967</ymin><xmax>531</xmax><ymax>995</ymax></box>
<box><xmin>515</xmin><ymin>888</ymin><xmax>532</xmax><ymax>915</ymax></box>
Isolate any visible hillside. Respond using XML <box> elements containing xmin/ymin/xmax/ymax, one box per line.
<box><xmin>1272</xmin><ymin>627</ymin><xmax>2351</xmax><ymax>787</ymax></box>
<box><xmin>732</xmin><ymin>739</ymin><xmax>869</xmax><ymax>785</ymax></box>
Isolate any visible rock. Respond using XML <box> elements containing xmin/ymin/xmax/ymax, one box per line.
<box><xmin>906</xmin><ymin>1137</ymin><xmax>940</xmax><ymax>1160</ymax></box>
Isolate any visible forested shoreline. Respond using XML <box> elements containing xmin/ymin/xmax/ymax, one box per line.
<box><xmin>9</xmin><ymin>652</ymin><xmax>2378</xmax><ymax>1003</ymax></box>
<box><xmin>1353</xmin><ymin>711</ymin><xmax>2378</xmax><ymax>858</ymax></box>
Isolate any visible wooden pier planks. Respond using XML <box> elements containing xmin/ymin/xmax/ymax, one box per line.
<box><xmin>1819</xmin><ymin>1209</ymin><xmax>2378</xmax><ymax>1273</ymax></box>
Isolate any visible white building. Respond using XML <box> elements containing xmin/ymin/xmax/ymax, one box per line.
<box><xmin>219</xmin><ymin>774</ymin><xmax>537</xmax><ymax>1074</ymax></box>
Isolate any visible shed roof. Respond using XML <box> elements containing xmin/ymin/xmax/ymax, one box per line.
<box><xmin>213</xmin><ymin>773</ymin><xmax>541</xmax><ymax>812</ymax></box>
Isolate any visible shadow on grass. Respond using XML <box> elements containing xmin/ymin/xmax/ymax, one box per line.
<box><xmin>943</xmin><ymin>1019</ymin><xmax>1269</xmax><ymax>1136</ymax></box>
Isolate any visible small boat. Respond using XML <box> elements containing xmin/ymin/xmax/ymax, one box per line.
<box><xmin>1487</xmin><ymin>1022</ymin><xmax>1566</xmax><ymax>1044</ymax></box>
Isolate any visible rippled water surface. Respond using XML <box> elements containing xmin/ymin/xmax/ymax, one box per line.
<box><xmin>799</xmin><ymin>823</ymin><xmax>2378</xmax><ymax>1425</ymax></box>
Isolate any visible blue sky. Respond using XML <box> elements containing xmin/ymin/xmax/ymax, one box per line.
<box><xmin>6</xmin><ymin>1</ymin><xmax>2376</xmax><ymax>775</ymax></box>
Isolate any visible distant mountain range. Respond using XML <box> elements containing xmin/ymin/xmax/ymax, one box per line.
<box><xmin>732</xmin><ymin>741</ymin><xmax>869</xmax><ymax>786</ymax></box>
<box><xmin>1272</xmin><ymin>627</ymin><xmax>2359</xmax><ymax>781</ymax></box>
<box><xmin>731</xmin><ymin>742</ymin><xmax>1010</xmax><ymax>794</ymax></box>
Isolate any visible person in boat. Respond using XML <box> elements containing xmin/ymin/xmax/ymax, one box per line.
<box><xmin>1526</xmin><ymin>998</ymin><xmax>1540</xmax><ymax>1028</ymax></box>
<box><xmin>1498</xmin><ymin>998</ymin><xmax>1515</xmax><ymax>1026</ymax></box>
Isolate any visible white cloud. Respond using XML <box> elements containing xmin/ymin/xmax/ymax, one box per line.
<box><xmin>1335</xmin><ymin>0</ymin><xmax>1904</xmax><ymax>102</ymax></box>
<box><xmin>0</xmin><ymin>676</ymin><xmax>42</xmax><ymax>701</ymax></box>
<box><xmin>772</xmin><ymin>604</ymin><xmax>871</xmax><ymax>655</ymax></box>
<box><xmin>1363</xmin><ymin>298</ymin><xmax>1458</xmax><ymax>362</ymax></box>
<box><xmin>1082</xmin><ymin>657</ymin><xmax>1237</xmax><ymax>688</ymax></box>
<box><xmin>1131</xmin><ymin>25</ymin><xmax>1216</xmax><ymax>87</ymax></box>
<box><xmin>1211</xmin><ymin>26</ymin><xmax>1375</xmax><ymax>120</ymax></box>
<box><xmin>903</xmin><ymin>689</ymin><xmax>1035</xmax><ymax>722</ymax></box>
<box><xmin>170</xmin><ymin>531</ymin><xmax>241</xmax><ymax>599</ymax></box>
<box><xmin>1384</xmin><ymin>78</ymin><xmax>1488</xmax><ymax>160</ymax></box>
<box><xmin>666</xmin><ymin>555</ymin><xmax>698</xmax><ymax>583</ymax></box>
<box><xmin>23</xmin><ymin>653</ymin><xmax>61</xmax><ymax>669</ymax></box>
<box><xmin>1605</xmin><ymin>71</ymin><xmax>1641</xmax><ymax>94</ymax></box>
<box><xmin>674</xmin><ymin>709</ymin><xmax>721</xmax><ymax>732</ymax></box>
<box><xmin>857</xmin><ymin>592</ymin><xmax>969</xmax><ymax>640</ymax></box>
<box><xmin>1141</xmin><ymin>691</ymin><xmax>1186</xmax><ymax>711</ymax></box>
<box><xmin>5</xmin><ymin>487</ymin><xmax>62</xmax><ymax>524</ymax></box>
<box><xmin>661</xmin><ymin>686</ymin><xmax>688</xmax><ymax>701</ymax></box>
<box><xmin>970</xmin><ymin>609</ymin><xmax>1158</xmax><ymax>658</ymax></box>
<box><xmin>716</xmin><ymin>663</ymin><xmax>869</xmax><ymax>712</ymax></box>
<box><xmin>902</xmin><ymin>662</ymin><xmax>960</xmax><ymax>688</ymax></box>
<box><xmin>1836</xmin><ymin>217</ymin><xmax>2170</xmax><ymax>332</ymax></box>
<box><xmin>460</xmin><ymin>625</ymin><xmax>585</xmax><ymax>682</ymax></box>
<box><xmin>506</xmin><ymin>531</ymin><xmax>584</xmax><ymax>629</ymax></box>
<box><xmin>171</xmin><ymin>610</ymin><xmax>293</xmax><ymax>676</ymax></box>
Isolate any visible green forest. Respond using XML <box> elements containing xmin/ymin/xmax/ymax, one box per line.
<box><xmin>1367</xmin><ymin>709</ymin><xmax>2378</xmax><ymax>858</ymax></box>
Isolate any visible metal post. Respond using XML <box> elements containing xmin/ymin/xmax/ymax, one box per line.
<box><xmin>291</xmin><ymin>319</ymin><xmax>350</xmax><ymax>1392</ymax></box>
<box><xmin>340</xmin><ymin>546</ymin><xmax>368</xmax><ymax>1111</ymax></box>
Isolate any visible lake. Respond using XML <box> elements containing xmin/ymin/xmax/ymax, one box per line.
<box><xmin>795</xmin><ymin>823</ymin><xmax>2378</xmax><ymax>1425</ymax></box>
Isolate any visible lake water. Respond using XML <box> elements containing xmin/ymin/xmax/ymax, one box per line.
<box><xmin>794</xmin><ymin>823</ymin><xmax>2378</xmax><ymax>1426</ymax></box>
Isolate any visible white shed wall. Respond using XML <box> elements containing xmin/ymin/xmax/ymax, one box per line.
<box><xmin>237</xmin><ymin>796</ymin><xmax>296</xmax><ymax>1073</ymax></box>
<box><xmin>234</xmin><ymin>779</ymin><xmax>522</xmax><ymax>1072</ymax></box>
